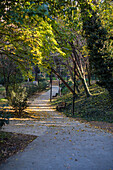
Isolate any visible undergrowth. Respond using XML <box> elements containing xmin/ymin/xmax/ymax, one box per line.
<box><xmin>52</xmin><ymin>84</ymin><xmax>113</xmax><ymax>123</ymax></box>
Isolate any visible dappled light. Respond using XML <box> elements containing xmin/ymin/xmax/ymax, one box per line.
<box><xmin>1</xmin><ymin>87</ymin><xmax>75</xmax><ymax>135</ymax></box>
<box><xmin>0</xmin><ymin>0</ymin><xmax>113</xmax><ymax>168</ymax></box>
<box><xmin>25</xmin><ymin>106</ymin><xmax>56</xmax><ymax>112</ymax></box>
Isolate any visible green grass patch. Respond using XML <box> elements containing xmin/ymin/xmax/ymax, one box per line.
<box><xmin>52</xmin><ymin>84</ymin><xmax>113</xmax><ymax>123</ymax></box>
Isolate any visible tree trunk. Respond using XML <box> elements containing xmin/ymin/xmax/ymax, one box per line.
<box><xmin>58</xmin><ymin>79</ymin><xmax>61</xmax><ymax>96</ymax></box>
<box><xmin>76</xmin><ymin>62</ymin><xmax>92</xmax><ymax>97</ymax></box>
<box><xmin>72</xmin><ymin>63</ymin><xmax>76</xmax><ymax>116</ymax></box>
<box><xmin>69</xmin><ymin>41</ymin><xmax>91</xmax><ymax>97</ymax></box>
<box><xmin>35</xmin><ymin>71</ymin><xmax>38</xmax><ymax>81</ymax></box>
<box><xmin>50</xmin><ymin>72</ymin><xmax>52</xmax><ymax>102</ymax></box>
<box><xmin>86</xmin><ymin>63</ymin><xmax>91</xmax><ymax>86</ymax></box>
<box><xmin>67</xmin><ymin>60</ymin><xmax>80</xmax><ymax>94</ymax></box>
<box><xmin>81</xmin><ymin>76</ymin><xmax>91</xmax><ymax>97</ymax></box>
<box><xmin>5</xmin><ymin>84</ymin><xmax>9</xmax><ymax>98</ymax></box>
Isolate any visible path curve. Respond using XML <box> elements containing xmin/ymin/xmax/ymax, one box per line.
<box><xmin>1</xmin><ymin>86</ymin><xmax>113</xmax><ymax>170</ymax></box>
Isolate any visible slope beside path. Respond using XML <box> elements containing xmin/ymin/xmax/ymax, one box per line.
<box><xmin>0</xmin><ymin>86</ymin><xmax>113</xmax><ymax>170</ymax></box>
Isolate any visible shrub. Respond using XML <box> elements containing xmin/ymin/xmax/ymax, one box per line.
<box><xmin>0</xmin><ymin>108</ymin><xmax>9</xmax><ymax>128</ymax></box>
<box><xmin>8</xmin><ymin>86</ymin><xmax>28</xmax><ymax>117</ymax></box>
<box><xmin>23</xmin><ymin>81</ymin><xmax>49</xmax><ymax>97</ymax></box>
<box><xmin>7</xmin><ymin>80</ymin><xmax>48</xmax><ymax>117</ymax></box>
<box><xmin>27</xmin><ymin>84</ymin><xmax>38</xmax><ymax>97</ymax></box>
<box><xmin>38</xmin><ymin>81</ymin><xmax>49</xmax><ymax>90</ymax></box>
<box><xmin>61</xmin><ymin>81</ymin><xmax>72</xmax><ymax>95</ymax></box>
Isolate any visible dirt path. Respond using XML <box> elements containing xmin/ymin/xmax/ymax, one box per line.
<box><xmin>0</xmin><ymin>86</ymin><xmax>113</xmax><ymax>170</ymax></box>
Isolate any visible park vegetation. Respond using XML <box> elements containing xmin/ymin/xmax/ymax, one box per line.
<box><xmin>0</xmin><ymin>0</ymin><xmax>113</xmax><ymax>125</ymax></box>
<box><xmin>0</xmin><ymin>0</ymin><xmax>113</xmax><ymax>163</ymax></box>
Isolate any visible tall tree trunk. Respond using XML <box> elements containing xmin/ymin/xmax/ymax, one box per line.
<box><xmin>81</xmin><ymin>76</ymin><xmax>91</xmax><ymax>97</ymax></box>
<box><xmin>76</xmin><ymin>62</ymin><xmax>91</xmax><ymax>97</ymax></box>
<box><xmin>69</xmin><ymin>42</ymin><xmax>91</xmax><ymax>97</ymax></box>
<box><xmin>72</xmin><ymin>63</ymin><xmax>76</xmax><ymax>116</ymax></box>
<box><xmin>58</xmin><ymin>79</ymin><xmax>61</xmax><ymax>96</ymax></box>
<box><xmin>86</xmin><ymin>62</ymin><xmax>91</xmax><ymax>86</ymax></box>
<box><xmin>50</xmin><ymin>72</ymin><xmax>52</xmax><ymax>102</ymax></box>
<box><xmin>5</xmin><ymin>84</ymin><xmax>9</xmax><ymax>98</ymax></box>
<box><xmin>66</xmin><ymin>59</ymin><xmax>80</xmax><ymax>94</ymax></box>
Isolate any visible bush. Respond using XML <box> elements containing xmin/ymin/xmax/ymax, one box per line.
<box><xmin>28</xmin><ymin>85</ymin><xmax>38</xmax><ymax>96</ymax></box>
<box><xmin>22</xmin><ymin>83</ymin><xmax>38</xmax><ymax>97</ymax></box>
<box><xmin>7</xmin><ymin>80</ymin><xmax>49</xmax><ymax>117</ymax></box>
<box><xmin>0</xmin><ymin>108</ymin><xmax>10</xmax><ymax>128</ymax></box>
<box><xmin>8</xmin><ymin>86</ymin><xmax>28</xmax><ymax>117</ymax></box>
<box><xmin>23</xmin><ymin>81</ymin><xmax>49</xmax><ymax>97</ymax></box>
<box><xmin>61</xmin><ymin>81</ymin><xmax>72</xmax><ymax>95</ymax></box>
<box><xmin>38</xmin><ymin>81</ymin><xmax>49</xmax><ymax>90</ymax></box>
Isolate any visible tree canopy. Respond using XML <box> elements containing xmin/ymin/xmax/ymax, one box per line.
<box><xmin>0</xmin><ymin>0</ymin><xmax>113</xmax><ymax>99</ymax></box>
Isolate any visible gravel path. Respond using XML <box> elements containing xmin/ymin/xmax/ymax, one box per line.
<box><xmin>0</xmin><ymin>86</ymin><xmax>113</xmax><ymax>170</ymax></box>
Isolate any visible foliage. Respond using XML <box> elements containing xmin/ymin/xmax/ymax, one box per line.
<box><xmin>23</xmin><ymin>80</ymin><xmax>48</xmax><ymax>97</ymax></box>
<box><xmin>8</xmin><ymin>86</ymin><xmax>28</xmax><ymax>116</ymax></box>
<box><xmin>0</xmin><ymin>86</ymin><xmax>6</xmax><ymax>97</ymax></box>
<box><xmin>61</xmin><ymin>81</ymin><xmax>72</xmax><ymax>95</ymax></box>
<box><xmin>0</xmin><ymin>0</ymin><xmax>113</xmax><ymax>100</ymax></box>
<box><xmin>0</xmin><ymin>0</ymin><xmax>64</xmax><ymax>71</ymax></box>
<box><xmin>0</xmin><ymin>80</ymin><xmax>49</xmax><ymax>119</ymax></box>
<box><xmin>79</xmin><ymin>0</ymin><xmax>113</xmax><ymax>98</ymax></box>
<box><xmin>38</xmin><ymin>80</ymin><xmax>49</xmax><ymax>90</ymax></box>
<box><xmin>37</xmin><ymin>0</ymin><xmax>92</xmax><ymax>98</ymax></box>
<box><xmin>0</xmin><ymin>108</ymin><xmax>10</xmax><ymax>128</ymax></box>
<box><xmin>0</xmin><ymin>56</ymin><xmax>24</xmax><ymax>97</ymax></box>
<box><xmin>23</xmin><ymin>83</ymin><xmax>38</xmax><ymax>97</ymax></box>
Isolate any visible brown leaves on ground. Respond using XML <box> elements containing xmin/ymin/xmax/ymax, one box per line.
<box><xmin>89</xmin><ymin>121</ymin><xmax>113</xmax><ymax>134</ymax></box>
<box><xmin>72</xmin><ymin>117</ymin><xmax>113</xmax><ymax>134</ymax></box>
<box><xmin>0</xmin><ymin>131</ymin><xmax>37</xmax><ymax>164</ymax></box>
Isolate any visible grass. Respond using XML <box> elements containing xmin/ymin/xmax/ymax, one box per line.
<box><xmin>52</xmin><ymin>84</ymin><xmax>113</xmax><ymax>123</ymax></box>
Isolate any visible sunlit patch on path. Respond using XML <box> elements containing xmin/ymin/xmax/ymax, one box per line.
<box><xmin>2</xmin><ymin>86</ymin><xmax>70</xmax><ymax>135</ymax></box>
